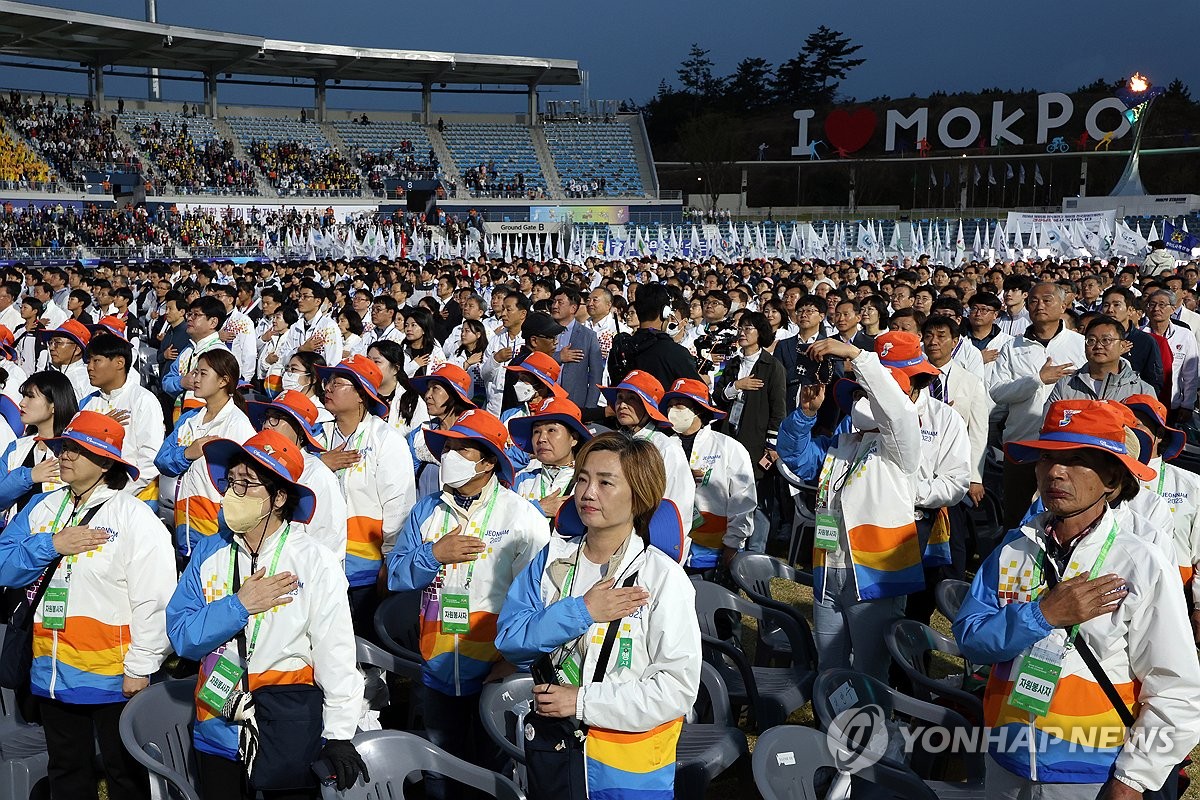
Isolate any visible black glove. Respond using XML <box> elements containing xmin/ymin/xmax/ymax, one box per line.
<box><xmin>319</xmin><ymin>739</ymin><xmax>370</xmax><ymax>790</ymax></box>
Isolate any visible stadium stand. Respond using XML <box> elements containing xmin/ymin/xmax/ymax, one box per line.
<box><xmin>0</xmin><ymin>92</ymin><xmax>142</xmax><ymax>183</ymax></box>
<box><xmin>332</xmin><ymin>119</ymin><xmax>441</xmax><ymax>193</ymax></box>
<box><xmin>0</xmin><ymin>121</ymin><xmax>52</xmax><ymax>189</ymax></box>
<box><xmin>441</xmin><ymin>123</ymin><xmax>547</xmax><ymax>198</ymax></box>
<box><xmin>0</xmin><ymin>202</ymin><xmax>173</xmax><ymax>255</ymax></box>
<box><xmin>544</xmin><ymin>122</ymin><xmax>645</xmax><ymax>197</ymax></box>
<box><xmin>226</xmin><ymin>115</ymin><xmax>360</xmax><ymax>197</ymax></box>
<box><xmin>124</xmin><ymin>110</ymin><xmax>257</xmax><ymax>195</ymax></box>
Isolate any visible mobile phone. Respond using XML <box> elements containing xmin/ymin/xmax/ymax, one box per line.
<box><xmin>530</xmin><ymin>653</ymin><xmax>560</xmax><ymax>686</ymax></box>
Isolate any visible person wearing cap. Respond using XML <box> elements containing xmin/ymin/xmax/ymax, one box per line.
<box><xmin>499</xmin><ymin>311</ymin><xmax>565</xmax><ymax>413</ymax></box>
<box><xmin>387</xmin><ymin>408</ymin><xmax>551</xmax><ymax>796</ymax></box>
<box><xmin>774</xmin><ymin>337</ymin><xmax>923</xmax><ymax>682</ymax></box>
<box><xmin>0</xmin><ymin>410</ymin><xmax>175</xmax><ymax>800</ymax></box>
<box><xmin>37</xmin><ymin>318</ymin><xmax>92</xmax><ymax>402</ymax></box>
<box><xmin>988</xmin><ymin>282</ymin><xmax>1086</xmax><ymax>529</ymax></box>
<box><xmin>80</xmin><ymin>332</ymin><xmax>165</xmax><ymax>503</ymax></box>
<box><xmin>162</xmin><ymin>296</ymin><xmax>229</xmax><ymax>422</ymax></box>
<box><xmin>156</xmin><ymin>349</ymin><xmax>256</xmax><ymax>558</ymax></box>
<box><xmin>0</xmin><ymin>371</ymin><xmax>74</xmax><ymax>524</ymax></box>
<box><xmin>954</xmin><ymin>399</ymin><xmax>1200</xmax><ymax>800</ymax></box>
<box><xmin>660</xmin><ymin>378</ymin><xmax>756</xmax><ymax>571</ymax></box>
<box><xmin>1123</xmin><ymin>395</ymin><xmax>1200</xmax><ymax>614</ymax></box>
<box><xmin>495</xmin><ymin>432</ymin><xmax>701</xmax><ymax>800</ymax></box>
<box><xmin>481</xmin><ymin>291</ymin><xmax>529</xmax><ymax>417</ymax></box>
<box><xmin>408</xmin><ymin>363</ymin><xmax>480</xmax><ymax>498</ymax></box>
<box><xmin>0</xmin><ymin>324</ymin><xmax>29</xmax><ymax>407</ymax></box>
<box><xmin>166</xmin><ymin>430</ymin><xmax>369</xmax><ymax>798</ymax></box>
<box><xmin>315</xmin><ymin>354</ymin><xmax>416</xmax><ymax>633</ymax></box>
<box><xmin>600</xmin><ymin>370</ymin><xmax>697</xmax><ymax>545</ymax></box>
<box><xmin>247</xmin><ymin>390</ymin><xmax>348</xmax><ymax>562</ymax></box>
<box><xmin>510</xmin><ymin>396</ymin><xmax>592</xmax><ymax>518</ymax></box>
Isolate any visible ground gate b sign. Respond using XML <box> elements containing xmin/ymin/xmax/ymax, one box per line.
<box><xmin>792</xmin><ymin>93</ymin><xmax>1133</xmax><ymax>156</ymax></box>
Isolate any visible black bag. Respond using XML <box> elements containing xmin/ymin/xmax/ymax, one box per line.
<box><xmin>523</xmin><ymin>571</ymin><xmax>639</xmax><ymax>800</ymax></box>
<box><xmin>1046</xmin><ymin>561</ymin><xmax>1188</xmax><ymax>800</ymax></box>
<box><xmin>230</xmin><ymin>550</ymin><xmax>325</xmax><ymax>792</ymax></box>
<box><xmin>0</xmin><ymin>504</ymin><xmax>104</xmax><ymax>691</ymax></box>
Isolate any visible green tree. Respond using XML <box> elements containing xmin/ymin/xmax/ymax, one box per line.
<box><xmin>1167</xmin><ymin>78</ymin><xmax>1191</xmax><ymax>101</ymax></box>
<box><xmin>677</xmin><ymin>44</ymin><xmax>726</xmax><ymax>101</ymax></box>
<box><xmin>801</xmin><ymin>26</ymin><xmax>865</xmax><ymax>104</ymax></box>
<box><xmin>724</xmin><ymin>57</ymin><xmax>775</xmax><ymax>113</ymax></box>
<box><xmin>772</xmin><ymin>51</ymin><xmax>819</xmax><ymax>106</ymax></box>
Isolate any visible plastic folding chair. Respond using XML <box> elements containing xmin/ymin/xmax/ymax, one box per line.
<box><xmin>693</xmin><ymin>581</ymin><xmax>815</xmax><ymax>731</ymax></box>
<box><xmin>0</xmin><ymin>685</ymin><xmax>48</xmax><ymax>800</ymax></box>
<box><xmin>885</xmin><ymin>620</ymin><xmax>986</xmax><ymax>726</ymax></box>
<box><xmin>117</xmin><ymin>678</ymin><xmax>201</xmax><ymax>800</ymax></box>
<box><xmin>729</xmin><ymin>553</ymin><xmax>817</xmax><ymax>667</ymax></box>
<box><xmin>372</xmin><ymin>591</ymin><xmax>423</xmax><ymax>667</ymax></box>
<box><xmin>753</xmin><ymin>724</ymin><xmax>936</xmax><ymax>800</ymax></box>
<box><xmin>934</xmin><ymin>579</ymin><xmax>971</xmax><ymax>623</ymax></box>
<box><xmin>319</xmin><ymin>729</ymin><xmax>524</xmax><ymax>799</ymax></box>
<box><xmin>813</xmin><ymin>669</ymin><xmax>985</xmax><ymax>797</ymax></box>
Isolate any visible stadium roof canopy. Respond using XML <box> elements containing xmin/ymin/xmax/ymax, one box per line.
<box><xmin>0</xmin><ymin>1</ymin><xmax>581</xmax><ymax>88</ymax></box>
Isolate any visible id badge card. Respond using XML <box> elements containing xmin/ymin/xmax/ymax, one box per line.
<box><xmin>559</xmin><ymin>654</ymin><xmax>582</xmax><ymax>686</ymax></box>
<box><xmin>617</xmin><ymin>637</ymin><xmax>633</xmax><ymax>669</ymax></box>
<box><xmin>198</xmin><ymin>649</ymin><xmax>245</xmax><ymax>713</ymax></box>
<box><xmin>815</xmin><ymin>513</ymin><xmax>841</xmax><ymax>551</ymax></box>
<box><xmin>41</xmin><ymin>585</ymin><xmax>69</xmax><ymax>631</ymax></box>
<box><xmin>441</xmin><ymin>592</ymin><xmax>471</xmax><ymax>635</ymax></box>
<box><xmin>1008</xmin><ymin>634</ymin><xmax>1066</xmax><ymax>717</ymax></box>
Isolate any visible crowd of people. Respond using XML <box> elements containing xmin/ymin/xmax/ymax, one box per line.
<box><xmin>0</xmin><ymin>202</ymin><xmax>173</xmax><ymax>256</ymax></box>
<box><xmin>130</xmin><ymin>122</ymin><xmax>258</xmax><ymax>196</ymax></box>
<box><xmin>461</xmin><ymin>162</ymin><xmax>546</xmax><ymax>199</ymax></box>
<box><xmin>0</xmin><ymin>239</ymin><xmax>1195</xmax><ymax>798</ymax></box>
<box><xmin>355</xmin><ymin>147</ymin><xmax>441</xmax><ymax>193</ymax></box>
<box><xmin>0</xmin><ymin>92</ymin><xmax>143</xmax><ymax>183</ymax></box>
<box><xmin>0</xmin><ymin>125</ymin><xmax>52</xmax><ymax>188</ymax></box>
<box><xmin>248</xmin><ymin>140</ymin><xmax>362</xmax><ymax>197</ymax></box>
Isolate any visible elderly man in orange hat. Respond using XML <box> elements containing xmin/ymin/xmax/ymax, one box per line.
<box><xmin>955</xmin><ymin>399</ymin><xmax>1200</xmax><ymax>800</ymax></box>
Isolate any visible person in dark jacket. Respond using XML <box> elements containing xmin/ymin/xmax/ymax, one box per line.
<box><xmin>712</xmin><ymin>311</ymin><xmax>786</xmax><ymax>479</ymax></box>
<box><xmin>1101</xmin><ymin>287</ymin><xmax>1164</xmax><ymax>391</ymax></box>
<box><xmin>607</xmin><ymin>284</ymin><xmax>700</xmax><ymax>390</ymax></box>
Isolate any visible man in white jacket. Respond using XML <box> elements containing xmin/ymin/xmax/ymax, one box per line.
<box><xmin>988</xmin><ymin>283</ymin><xmax>1085</xmax><ymax>529</ymax></box>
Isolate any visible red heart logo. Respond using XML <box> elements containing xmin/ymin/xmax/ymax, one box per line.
<box><xmin>824</xmin><ymin>108</ymin><xmax>877</xmax><ymax>154</ymax></box>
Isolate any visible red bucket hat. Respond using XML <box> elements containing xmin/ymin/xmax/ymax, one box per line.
<box><xmin>247</xmin><ymin>389</ymin><xmax>325</xmax><ymax>452</ymax></box>
<box><xmin>411</xmin><ymin>363</ymin><xmax>476</xmax><ymax>409</ymax></box>
<box><xmin>89</xmin><ymin>316</ymin><xmax>129</xmax><ymax>341</ymax></box>
<box><xmin>424</xmin><ymin>408</ymin><xmax>516</xmax><ymax>485</ymax></box>
<box><xmin>40</xmin><ymin>410</ymin><xmax>139</xmax><ymax>479</ymax></box>
<box><xmin>875</xmin><ymin>331</ymin><xmax>940</xmax><ymax>378</ymax></box>
<box><xmin>38</xmin><ymin>319</ymin><xmax>91</xmax><ymax>352</ymax></box>
<box><xmin>659</xmin><ymin>377</ymin><xmax>726</xmax><ymax>421</ymax></box>
<box><xmin>315</xmin><ymin>354</ymin><xmax>388</xmax><ymax>418</ymax></box>
<box><xmin>1006</xmin><ymin>399</ymin><xmax>1156</xmax><ymax>482</ymax></box>
<box><xmin>506</xmin><ymin>351</ymin><xmax>563</xmax><ymax>390</ymax></box>
<box><xmin>1122</xmin><ymin>394</ymin><xmax>1186</xmax><ymax>462</ymax></box>
<box><xmin>507</xmin><ymin>396</ymin><xmax>592</xmax><ymax>454</ymax></box>
<box><xmin>599</xmin><ymin>370</ymin><xmax>669</xmax><ymax>424</ymax></box>
<box><xmin>204</xmin><ymin>430</ymin><xmax>316</xmax><ymax>523</ymax></box>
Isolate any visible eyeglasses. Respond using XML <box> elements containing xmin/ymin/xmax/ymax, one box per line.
<box><xmin>1084</xmin><ymin>336</ymin><xmax>1121</xmax><ymax>347</ymax></box>
<box><xmin>223</xmin><ymin>477</ymin><xmax>265</xmax><ymax>497</ymax></box>
<box><xmin>59</xmin><ymin>442</ymin><xmax>88</xmax><ymax>461</ymax></box>
<box><xmin>968</xmin><ymin>307</ymin><xmax>997</xmax><ymax>315</ymax></box>
<box><xmin>323</xmin><ymin>377</ymin><xmax>356</xmax><ymax>392</ymax></box>
<box><xmin>284</xmin><ymin>367</ymin><xmax>310</xmax><ymax>376</ymax></box>
<box><xmin>297</xmin><ymin>293</ymin><xmax>316</xmax><ymax>301</ymax></box>
<box><xmin>185</xmin><ymin>311</ymin><xmax>208</xmax><ymax>319</ymax></box>
<box><xmin>1144</xmin><ymin>302</ymin><xmax>1173</xmax><ymax>310</ymax></box>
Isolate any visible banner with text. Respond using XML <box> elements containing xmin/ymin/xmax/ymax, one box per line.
<box><xmin>483</xmin><ymin>221</ymin><xmax>565</xmax><ymax>235</ymax></box>
<box><xmin>1005</xmin><ymin>210</ymin><xmax>1117</xmax><ymax>232</ymax></box>
<box><xmin>529</xmin><ymin>206</ymin><xmax>629</xmax><ymax>224</ymax></box>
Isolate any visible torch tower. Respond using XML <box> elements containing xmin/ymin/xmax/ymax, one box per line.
<box><xmin>1110</xmin><ymin>73</ymin><xmax>1165</xmax><ymax>197</ymax></box>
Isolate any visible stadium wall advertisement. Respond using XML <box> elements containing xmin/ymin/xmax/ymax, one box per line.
<box><xmin>483</xmin><ymin>222</ymin><xmax>565</xmax><ymax>234</ymax></box>
<box><xmin>1005</xmin><ymin>210</ymin><xmax>1118</xmax><ymax>230</ymax></box>
<box><xmin>177</xmin><ymin>203</ymin><xmax>378</xmax><ymax>222</ymax></box>
<box><xmin>792</xmin><ymin>93</ymin><xmax>1133</xmax><ymax>156</ymax></box>
<box><xmin>529</xmin><ymin>206</ymin><xmax>630</xmax><ymax>224</ymax></box>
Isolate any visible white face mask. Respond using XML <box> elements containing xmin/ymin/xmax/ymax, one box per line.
<box><xmin>513</xmin><ymin>381</ymin><xmax>538</xmax><ymax>404</ymax></box>
<box><xmin>667</xmin><ymin>406</ymin><xmax>698</xmax><ymax>434</ymax></box>
<box><xmin>441</xmin><ymin>448</ymin><xmax>483</xmax><ymax>489</ymax></box>
<box><xmin>729</xmin><ymin>302</ymin><xmax>742</xmax><ymax>313</ymax></box>
<box><xmin>851</xmin><ymin>396</ymin><xmax>877</xmax><ymax>431</ymax></box>
<box><xmin>281</xmin><ymin>372</ymin><xmax>306</xmax><ymax>393</ymax></box>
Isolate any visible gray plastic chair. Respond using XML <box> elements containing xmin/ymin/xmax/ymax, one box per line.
<box><xmin>729</xmin><ymin>552</ymin><xmax>817</xmax><ymax>667</ymax></box>
<box><xmin>117</xmin><ymin>678</ymin><xmax>201</xmax><ymax>800</ymax></box>
<box><xmin>934</xmin><ymin>579</ymin><xmax>971</xmax><ymax>623</ymax></box>
<box><xmin>478</xmin><ymin>674</ymin><xmax>533</xmax><ymax>767</ymax></box>
<box><xmin>0</xmin><ymin>684</ymin><xmax>47</xmax><ymax>800</ymax></box>
<box><xmin>813</xmin><ymin>669</ymin><xmax>985</xmax><ymax>797</ymax></box>
<box><xmin>372</xmin><ymin>591</ymin><xmax>424</xmax><ymax>666</ymax></box>
<box><xmin>885</xmin><ymin>620</ymin><xmax>985</xmax><ymax>726</ymax></box>
<box><xmin>319</xmin><ymin>729</ymin><xmax>525</xmax><ymax>799</ymax></box>
<box><xmin>753</xmin><ymin>724</ymin><xmax>936</xmax><ymax>800</ymax></box>
<box><xmin>693</xmin><ymin>581</ymin><xmax>815</xmax><ymax>732</ymax></box>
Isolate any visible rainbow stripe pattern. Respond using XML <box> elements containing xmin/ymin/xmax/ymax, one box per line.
<box><xmin>418</xmin><ymin>591</ymin><xmax>499</xmax><ymax>695</ymax></box>
<box><xmin>175</xmin><ymin>494</ymin><xmax>221</xmax><ymax>556</ymax></box>
<box><xmin>585</xmin><ymin>718</ymin><xmax>682</xmax><ymax>800</ymax></box>
<box><xmin>345</xmin><ymin>515</ymin><xmax>384</xmax><ymax>588</ymax></box>
<box><xmin>922</xmin><ymin>506</ymin><xmax>952</xmax><ymax>567</ymax></box>
<box><xmin>31</xmin><ymin>617</ymin><xmax>130</xmax><ymax>703</ymax></box>
<box><xmin>814</xmin><ymin>520</ymin><xmax>924</xmax><ymax>601</ymax></box>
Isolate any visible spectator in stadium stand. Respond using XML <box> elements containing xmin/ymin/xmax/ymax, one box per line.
<box><xmin>1099</xmin><ymin>287</ymin><xmax>1165</xmax><ymax>392</ymax></box>
<box><xmin>0</xmin><ymin>410</ymin><xmax>174</xmax><ymax>800</ymax></box>
<box><xmin>1045</xmin><ymin>315</ymin><xmax>1156</xmax><ymax>405</ymax></box>
<box><xmin>605</xmin><ymin>283</ymin><xmax>699</xmax><ymax>392</ymax></box>
<box><xmin>548</xmin><ymin>285</ymin><xmax>602</xmax><ymax>409</ymax></box>
<box><xmin>774</xmin><ymin>336</ymin><xmax>923</xmax><ymax>682</ymax></box>
<box><xmin>166</xmin><ymin>430</ymin><xmax>369</xmax><ymax>798</ymax></box>
<box><xmin>998</xmin><ymin>274</ymin><xmax>1033</xmax><ymax>337</ymax></box>
<box><xmin>495</xmin><ymin>432</ymin><xmax>700</xmax><ymax>800</ymax></box>
<box><xmin>1142</xmin><ymin>289</ymin><xmax>1198</xmax><ymax>427</ymax></box>
<box><xmin>954</xmin><ymin>399</ymin><xmax>1200</xmax><ymax>800</ymax></box>
<box><xmin>388</xmin><ymin>409</ymin><xmax>550</xmax><ymax>800</ymax></box>
<box><xmin>988</xmin><ymin>283</ymin><xmax>1086</xmax><ymax>529</ymax></box>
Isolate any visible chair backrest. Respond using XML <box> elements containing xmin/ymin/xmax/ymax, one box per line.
<box><xmin>356</xmin><ymin>636</ymin><xmax>421</xmax><ymax>680</ymax></box>
<box><xmin>117</xmin><ymin>678</ymin><xmax>202</xmax><ymax>800</ymax></box>
<box><xmin>752</xmin><ymin>725</ymin><xmax>935</xmax><ymax>800</ymax></box>
<box><xmin>691</xmin><ymin>661</ymin><xmax>733</xmax><ymax>726</ymax></box>
<box><xmin>934</xmin><ymin>579</ymin><xmax>971</xmax><ymax>622</ymax></box>
<box><xmin>729</xmin><ymin>553</ymin><xmax>795</xmax><ymax>605</ymax></box>
<box><xmin>693</xmin><ymin>580</ymin><xmax>763</xmax><ymax>637</ymax></box>
<box><xmin>322</xmin><ymin>730</ymin><xmax>525</xmax><ymax>799</ymax></box>
<box><xmin>478</xmin><ymin>675</ymin><xmax>534</xmax><ymax>764</ymax></box>
<box><xmin>373</xmin><ymin>591</ymin><xmax>424</xmax><ymax>664</ymax></box>
<box><xmin>886</xmin><ymin>619</ymin><xmax>964</xmax><ymax>678</ymax></box>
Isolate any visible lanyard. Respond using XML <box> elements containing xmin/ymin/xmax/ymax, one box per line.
<box><xmin>228</xmin><ymin>524</ymin><xmax>291</xmax><ymax>665</ymax></box>
<box><xmin>1153</xmin><ymin>468</ymin><xmax>1166</xmax><ymax>497</ymax></box>
<box><xmin>816</xmin><ymin>442</ymin><xmax>874</xmax><ymax>510</ymax></box>
<box><xmin>438</xmin><ymin>483</ymin><xmax>501</xmax><ymax>587</ymax></box>
<box><xmin>52</xmin><ymin>493</ymin><xmax>98</xmax><ymax>580</ymax></box>
<box><xmin>1030</xmin><ymin>520</ymin><xmax>1118</xmax><ymax>647</ymax></box>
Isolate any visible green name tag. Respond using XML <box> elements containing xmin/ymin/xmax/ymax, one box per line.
<box><xmin>1009</xmin><ymin>653</ymin><xmax>1062</xmax><ymax>717</ymax></box>
<box><xmin>41</xmin><ymin>586</ymin><xmax>68</xmax><ymax>630</ymax></box>
<box><xmin>197</xmin><ymin>651</ymin><xmax>244</xmax><ymax>713</ymax></box>
<box><xmin>441</xmin><ymin>592</ymin><xmax>471</xmax><ymax>635</ymax></box>
<box><xmin>617</xmin><ymin>637</ymin><xmax>633</xmax><ymax>669</ymax></box>
<box><xmin>815</xmin><ymin>513</ymin><xmax>841</xmax><ymax>551</ymax></box>
<box><xmin>560</xmin><ymin>654</ymin><xmax>582</xmax><ymax>686</ymax></box>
